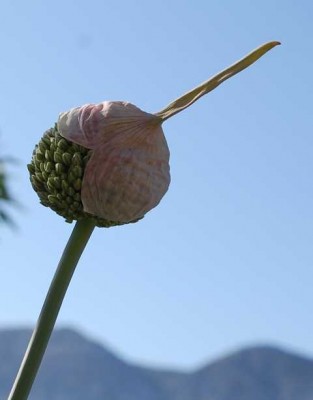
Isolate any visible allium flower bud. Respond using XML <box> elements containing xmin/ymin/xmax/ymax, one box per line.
<box><xmin>28</xmin><ymin>42</ymin><xmax>280</xmax><ymax>227</ymax></box>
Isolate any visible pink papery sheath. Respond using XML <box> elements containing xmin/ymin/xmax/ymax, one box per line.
<box><xmin>58</xmin><ymin>101</ymin><xmax>170</xmax><ymax>223</ymax></box>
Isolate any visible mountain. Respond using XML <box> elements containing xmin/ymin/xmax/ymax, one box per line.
<box><xmin>1</xmin><ymin>328</ymin><xmax>313</xmax><ymax>400</ymax></box>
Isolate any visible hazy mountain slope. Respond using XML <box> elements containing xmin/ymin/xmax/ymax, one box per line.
<box><xmin>0</xmin><ymin>328</ymin><xmax>170</xmax><ymax>400</ymax></box>
<box><xmin>190</xmin><ymin>346</ymin><xmax>313</xmax><ymax>400</ymax></box>
<box><xmin>1</xmin><ymin>328</ymin><xmax>313</xmax><ymax>400</ymax></box>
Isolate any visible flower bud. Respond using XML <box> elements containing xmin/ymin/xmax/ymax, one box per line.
<box><xmin>28</xmin><ymin>42</ymin><xmax>280</xmax><ymax>226</ymax></box>
<box><xmin>28</xmin><ymin>103</ymin><xmax>171</xmax><ymax>226</ymax></box>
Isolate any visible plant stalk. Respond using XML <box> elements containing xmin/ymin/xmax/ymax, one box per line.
<box><xmin>7</xmin><ymin>218</ymin><xmax>96</xmax><ymax>400</ymax></box>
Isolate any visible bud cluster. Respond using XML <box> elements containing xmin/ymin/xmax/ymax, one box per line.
<box><xmin>27</xmin><ymin>125</ymin><xmax>126</xmax><ymax>227</ymax></box>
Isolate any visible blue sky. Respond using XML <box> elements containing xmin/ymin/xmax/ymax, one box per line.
<box><xmin>0</xmin><ymin>0</ymin><xmax>312</xmax><ymax>370</ymax></box>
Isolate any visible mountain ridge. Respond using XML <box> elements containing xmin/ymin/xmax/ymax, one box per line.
<box><xmin>1</xmin><ymin>327</ymin><xmax>312</xmax><ymax>400</ymax></box>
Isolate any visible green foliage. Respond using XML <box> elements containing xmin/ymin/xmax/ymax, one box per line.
<box><xmin>0</xmin><ymin>157</ymin><xmax>15</xmax><ymax>227</ymax></box>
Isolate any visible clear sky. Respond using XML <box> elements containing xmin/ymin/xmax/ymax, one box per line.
<box><xmin>0</xmin><ymin>0</ymin><xmax>312</xmax><ymax>370</ymax></box>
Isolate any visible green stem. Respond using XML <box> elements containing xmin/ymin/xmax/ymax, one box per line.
<box><xmin>7</xmin><ymin>218</ymin><xmax>96</xmax><ymax>400</ymax></box>
<box><xmin>155</xmin><ymin>41</ymin><xmax>280</xmax><ymax>121</ymax></box>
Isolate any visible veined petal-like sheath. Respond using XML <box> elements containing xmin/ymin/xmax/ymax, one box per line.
<box><xmin>58</xmin><ymin>101</ymin><xmax>170</xmax><ymax>223</ymax></box>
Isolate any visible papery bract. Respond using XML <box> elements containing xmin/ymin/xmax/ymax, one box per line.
<box><xmin>58</xmin><ymin>101</ymin><xmax>170</xmax><ymax>223</ymax></box>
